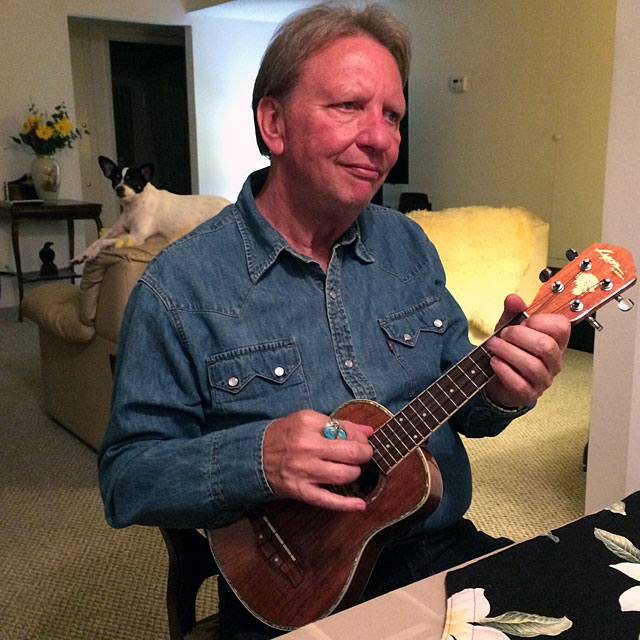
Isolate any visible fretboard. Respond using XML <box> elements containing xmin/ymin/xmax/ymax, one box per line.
<box><xmin>369</xmin><ymin>313</ymin><xmax>526</xmax><ymax>474</ymax></box>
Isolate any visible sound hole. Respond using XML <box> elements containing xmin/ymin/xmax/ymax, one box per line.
<box><xmin>323</xmin><ymin>461</ymin><xmax>382</xmax><ymax>500</ymax></box>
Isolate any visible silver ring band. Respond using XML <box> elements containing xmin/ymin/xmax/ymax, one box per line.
<box><xmin>323</xmin><ymin>418</ymin><xmax>346</xmax><ymax>440</ymax></box>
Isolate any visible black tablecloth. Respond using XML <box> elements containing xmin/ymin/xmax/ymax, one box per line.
<box><xmin>444</xmin><ymin>491</ymin><xmax>640</xmax><ymax>639</ymax></box>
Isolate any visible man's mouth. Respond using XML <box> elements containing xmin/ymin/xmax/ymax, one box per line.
<box><xmin>344</xmin><ymin>163</ymin><xmax>383</xmax><ymax>181</ymax></box>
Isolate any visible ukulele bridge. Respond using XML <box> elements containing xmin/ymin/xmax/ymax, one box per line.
<box><xmin>250</xmin><ymin>512</ymin><xmax>303</xmax><ymax>587</ymax></box>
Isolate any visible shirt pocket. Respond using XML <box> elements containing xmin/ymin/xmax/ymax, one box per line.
<box><xmin>206</xmin><ymin>339</ymin><xmax>309</xmax><ymax>418</ymax></box>
<box><xmin>378</xmin><ymin>298</ymin><xmax>447</xmax><ymax>397</ymax></box>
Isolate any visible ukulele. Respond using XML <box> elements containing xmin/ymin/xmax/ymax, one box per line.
<box><xmin>207</xmin><ymin>242</ymin><xmax>636</xmax><ymax>630</ymax></box>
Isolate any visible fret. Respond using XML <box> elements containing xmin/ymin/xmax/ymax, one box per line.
<box><xmin>371</xmin><ymin>339</ymin><xmax>497</xmax><ymax>473</ymax></box>
<box><xmin>411</xmin><ymin>395</ymin><xmax>439</xmax><ymax>429</ymax></box>
<box><xmin>370</xmin><ymin>430</ymin><xmax>403</xmax><ymax>465</ymax></box>
<box><xmin>393</xmin><ymin>414</ymin><xmax>422</xmax><ymax>446</ymax></box>
<box><xmin>423</xmin><ymin>387</ymin><xmax>450</xmax><ymax>423</ymax></box>
<box><xmin>387</xmin><ymin>416</ymin><xmax>417</xmax><ymax>453</ymax></box>
<box><xmin>432</xmin><ymin>380</ymin><xmax>462</xmax><ymax>412</ymax></box>
<box><xmin>371</xmin><ymin>443</ymin><xmax>394</xmax><ymax>473</ymax></box>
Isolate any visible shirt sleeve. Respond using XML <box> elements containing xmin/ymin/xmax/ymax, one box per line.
<box><xmin>98</xmin><ymin>281</ymin><xmax>275</xmax><ymax>530</ymax></box>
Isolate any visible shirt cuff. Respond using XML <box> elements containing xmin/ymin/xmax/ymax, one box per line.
<box><xmin>480</xmin><ymin>387</ymin><xmax>527</xmax><ymax>414</ymax></box>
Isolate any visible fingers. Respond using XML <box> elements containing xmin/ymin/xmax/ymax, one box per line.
<box><xmin>485</xmin><ymin>306</ymin><xmax>571</xmax><ymax>407</ymax></box>
<box><xmin>494</xmin><ymin>293</ymin><xmax>527</xmax><ymax>331</ymax></box>
<box><xmin>263</xmin><ymin>410</ymin><xmax>374</xmax><ymax>511</ymax></box>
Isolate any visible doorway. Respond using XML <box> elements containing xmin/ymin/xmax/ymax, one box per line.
<box><xmin>69</xmin><ymin>18</ymin><xmax>195</xmax><ymax>227</ymax></box>
<box><xmin>110</xmin><ymin>41</ymin><xmax>191</xmax><ymax>195</ymax></box>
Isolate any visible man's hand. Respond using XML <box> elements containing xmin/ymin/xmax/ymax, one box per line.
<box><xmin>263</xmin><ymin>410</ymin><xmax>373</xmax><ymax>511</ymax></box>
<box><xmin>485</xmin><ymin>294</ymin><xmax>571</xmax><ymax>408</ymax></box>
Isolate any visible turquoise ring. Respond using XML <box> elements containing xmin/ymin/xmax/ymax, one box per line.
<box><xmin>323</xmin><ymin>419</ymin><xmax>346</xmax><ymax>440</ymax></box>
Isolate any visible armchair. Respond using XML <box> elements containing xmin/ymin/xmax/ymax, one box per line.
<box><xmin>22</xmin><ymin>235</ymin><xmax>170</xmax><ymax>450</ymax></box>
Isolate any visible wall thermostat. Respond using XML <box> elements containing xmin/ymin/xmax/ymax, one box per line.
<box><xmin>448</xmin><ymin>76</ymin><xmax>470</xmax><ymax>93</ymax></box>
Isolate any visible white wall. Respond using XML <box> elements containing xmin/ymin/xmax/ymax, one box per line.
<box><xmin>586</xmin><ymin>0</ymin><xmax>640</xmax><ymax>512</ymax></box>
<box><xmin>389</xmin><ymin>0</ymin><xmax>615</xmax><ymax>268</ymax></box>
<box><xmin>190</xmin><ymin>15</ymin><xmax>271</xmax><ymax>200</ymax></box>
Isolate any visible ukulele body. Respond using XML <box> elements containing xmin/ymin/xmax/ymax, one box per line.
<box><xmin>207</xmin><ymin>398</ymin><xmax>443</xmax><ymax>630</ymax></box>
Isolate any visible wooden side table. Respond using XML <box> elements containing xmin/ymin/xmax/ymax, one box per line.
<box><xmin>0</xmin><ymin>199</ymin><xmax>103</xmax><ymax>320</ymax></box>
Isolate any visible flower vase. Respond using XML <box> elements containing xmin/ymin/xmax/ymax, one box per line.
<box><xmin>31</xmin><ymin>155</ymin><xmax>61</xmax><ymax>201</ymax></box>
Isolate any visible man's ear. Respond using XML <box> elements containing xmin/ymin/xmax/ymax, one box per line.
<box><xmin>256</xmin><ymin>97</ymin><xmax>285</xmax><ymax>157</ymax></box>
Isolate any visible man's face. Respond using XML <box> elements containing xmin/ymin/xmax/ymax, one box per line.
<box><xmin>272</xmin><ymin>35</ymin><xmax>406</xmax><ymax>213</ymax></box>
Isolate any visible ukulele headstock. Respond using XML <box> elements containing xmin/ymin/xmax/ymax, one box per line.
<box><xmin>527</xmin><ymin>243</ymin><xmax>636</xmax><ymax>326</ymax></box>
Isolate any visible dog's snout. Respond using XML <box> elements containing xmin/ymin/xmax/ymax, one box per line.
<box><xmin>115</xmin><ymin>185</ymin><xmax>125</xmax><ymax>197</ymax></box>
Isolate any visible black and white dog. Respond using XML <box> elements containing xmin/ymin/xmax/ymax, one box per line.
<box><xmin>72</xmin><ymin>156</ymin><xmax>230</xmax><ymax>263</ymax></box>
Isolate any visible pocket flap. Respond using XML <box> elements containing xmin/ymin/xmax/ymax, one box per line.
<box><xmin>379</xmin><ymin>299</ymin><xmax>447</xmax><ymax>347</ymax></box>
<box><xmin>207</xmin><ymin>341</ymin><xmax>301</xmax><ymax>394</ymax></box>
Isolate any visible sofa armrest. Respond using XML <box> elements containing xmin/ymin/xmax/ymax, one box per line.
<box><xmin>79</xmin><ymin>234</ymin><xmax>170</xmax><ymax>339</ymax></box>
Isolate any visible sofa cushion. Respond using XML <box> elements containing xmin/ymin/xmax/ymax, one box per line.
<box><xmin>407</xmin><ymin>206</ymin><xmax>549</xmax><ymax>343</ymax></box>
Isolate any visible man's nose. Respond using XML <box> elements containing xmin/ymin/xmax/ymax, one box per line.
<box><xmin>357</xmin><ymin>112</ymin><xmax>397</xmax><ymax>152</ymax></box>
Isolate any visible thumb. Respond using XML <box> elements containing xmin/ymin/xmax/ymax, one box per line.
<box><xmin>494</xmin><ymin>293</ymin><xmax>527</xmax><ymax>331</ymax></box>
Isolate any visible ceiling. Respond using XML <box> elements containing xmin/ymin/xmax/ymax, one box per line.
<box><xmin>192</xmin><ymin>0</ymin><xmax>313</xmax><ymax>22</ymax></box>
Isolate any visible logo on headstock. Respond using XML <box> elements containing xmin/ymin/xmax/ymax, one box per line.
<box><xmin>572</xmin><ymin>273</ymin><xmax>599</xmax><ymax>296</ymax></box>
<box><xmin>595</xmin><ymin>248</ymin><xmax>624</xmax><ymax>278</ymax></box>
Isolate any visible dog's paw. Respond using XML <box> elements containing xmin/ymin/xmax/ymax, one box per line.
<box><xmin>115</xmin><ymin>236</ymin><xmax>136</xmax><ymax>249</ymax></box>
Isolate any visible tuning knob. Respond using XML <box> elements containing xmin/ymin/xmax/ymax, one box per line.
<box><xmin>579</xmin><ymin>258</ymin><xmax>592</xmax><ymax>271</ymax></box>
<box><xmin>587</xmin><ymin>316</ymin><xmax>604</xmax><ymax>331</ymax></box>
<box><xmin>616</xmin><ymin>295</ymin><xmax>635</xmax><ymax>312</ymax></box>
<box><xmin>539</xmin><ymin>267</ymin><xmax>553</xmax><ymax>283</ymax></box>
<box><xmin>570</xmin><ymin>299</ymin><xmax>584</xmax><ymax>312</ymax></box>
<box><xmin>566</xmin><ymin>248</ymin><xmax>578</xmax><ymax>261</ymax></box>
<box><xmin>551</xmin><ymin>281</ymin><xmax>565</xmax><ymax>293</ymax></box>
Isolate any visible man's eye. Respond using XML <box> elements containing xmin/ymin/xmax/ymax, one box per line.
<box><xmin>340</xmin><ymin>102</ymin><xmax>355</xmax><ymax>110</ymax></box>
<box><xmin>385</xmin><ymin>110</ymin><xmax>399</xmax><ymax>123</ymax></box>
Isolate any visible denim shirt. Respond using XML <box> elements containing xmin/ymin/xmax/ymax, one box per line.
<box><xmin>99</xmin><ymin>169</ymin><xmax>527</xmax><ymax>534</ymax></box>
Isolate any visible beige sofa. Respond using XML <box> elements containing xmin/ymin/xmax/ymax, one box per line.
<box><xmin>23</xmin><ymin>235</ymin><xmax>170</xmax><ymax>450</ymax></box>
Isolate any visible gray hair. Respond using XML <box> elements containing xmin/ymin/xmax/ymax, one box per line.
<box><xmin>252</xmin><ymin>1</ymin><xmax>411</xmax><ymax>157</ymax></box>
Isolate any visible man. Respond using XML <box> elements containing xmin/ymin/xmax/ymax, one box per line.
<box><xmin>99</xmin><ymin>3</ymin><xmax>570</xmax><ymax>638</ymax></box>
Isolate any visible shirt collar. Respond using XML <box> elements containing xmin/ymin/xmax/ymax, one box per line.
<box><xmin>235</xmin><ymin>169</ymin><xmax>375</xmax><ymax>283</ymax></box>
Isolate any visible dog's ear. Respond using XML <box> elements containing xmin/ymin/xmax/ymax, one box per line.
<box><xmin>98</xmin><ymin>156</ymin><xmax>117</xmax><ymax>179</ymax></box>
<box><xmin>139</xmin><ymin>163</ymin><xmax>154</xmax><ymax>184</ymax></box>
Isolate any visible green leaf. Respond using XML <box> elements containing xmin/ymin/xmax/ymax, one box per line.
<box><xmin>483</xmin><ymin>612</ymin><xmax>573</xmax><ymax>637</ymax></box>
<box><xmin>594</xmin><ymin>528</ymin><xmax>640</xmax><ymax>562</ymax></box>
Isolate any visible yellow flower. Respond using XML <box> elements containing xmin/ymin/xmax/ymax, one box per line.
<box><xmin>54</xmin><ymin>118</ymin><xmax>73</xmax><ymax>137</ymax></box>
<box><xmin>23</xmin><ymin>115</ymin><xmax>42</xmax><ymax>133</ymax></box>
<box><xmin>36</xmin><ymin>124</ymin><xmax>54</xmax><ymax>140</ymax></box>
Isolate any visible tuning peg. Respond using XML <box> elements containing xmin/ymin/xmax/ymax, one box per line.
<box><xmin>566</xmin><ymin>248</ymin><xmax>578</xmax><ymax>261</ymax></box>
<box><xmin>579</xmin><ymin>258</ymin><xmax>592</xmax><ymax>271</ymax></box>
<box><xmin>600</xmin><ymin>278</ymin><xmax>613</xmax><ymax>291</ymax></box>
<box><xmin>586</xmin><ymin>316</ymin><xmax>604</xmax><ymax>331</ymax></box>
<box><xmin>539</xmin><ymin>267</ymin><xmax>553</xmax><ymax>283</ymax></box>
<box><xmin>616</xmin><ymin>295</ymin><xmax>635</xmax><ymax>312</ymax></box>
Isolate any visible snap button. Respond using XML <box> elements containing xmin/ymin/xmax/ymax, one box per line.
<box><xmin>274</xmin><ymin>366</ymin><xmax>285</xmax><ymax>377</ymax></box>
<box><xmin>344</xmin><ymin>359</ymin><xmax>354</xmax><ymax>368</ymax></box>
<box><xmin>329</xmin><ymin>291</ymin><xmax>337</xmax><ymax>299</ymax></box>
<box><xmin>228</xmin><ymin>376</ymin><xmax>239</xmax><ymax>388</ymax></box>
<box><xmin>403</xmin><ymin>333</ymin><xmax>412</xmax><ymax>341</ymax></box>
<box><xmin>433</xmin><ymin>319</ymin><xmax>443</xmax><ymax>328</ymax></box>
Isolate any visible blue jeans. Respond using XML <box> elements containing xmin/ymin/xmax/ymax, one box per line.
<box><xmin>218</xmin><ymin>519</ymin><xmax>512</xmax><ymax>639</ymax></box>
